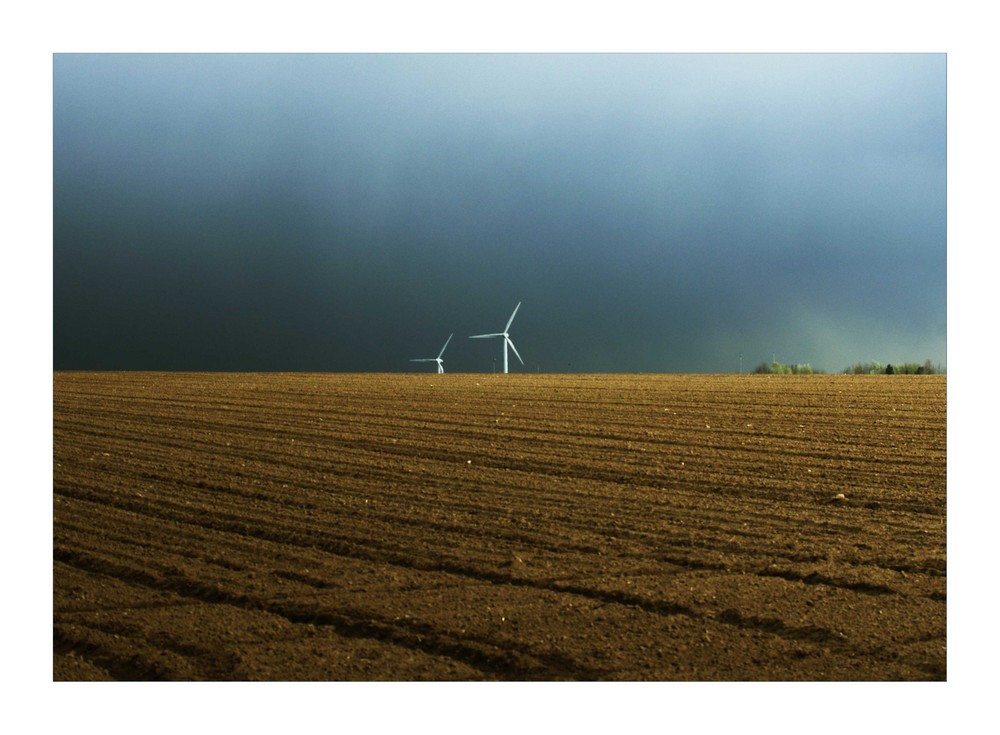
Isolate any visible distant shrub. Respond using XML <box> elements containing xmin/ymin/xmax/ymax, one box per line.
<box><xmin>752</xmin><ymin>361</ymin><xmax>824</xmax><ymax>375</ymax></box>
<box><xmin>845</xmin><ymin>361</ymin><xmax>883</xmax><ymax>374</ymax></box>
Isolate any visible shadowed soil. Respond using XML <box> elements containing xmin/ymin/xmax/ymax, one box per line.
<box><xmin>53</xmin><ymin>372</ymin><xmax>946</xmax><ymax>680</ymax></box>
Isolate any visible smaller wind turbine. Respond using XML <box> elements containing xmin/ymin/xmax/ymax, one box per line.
<box><xmin>410</xmin><ymin>333</ymin><xmax>453</xmax><ymax>374</ymax></box>
<box><xmin>470</xmin><ymin>302</ymin><xmax>523</xmax><ymax>374</ymax></box>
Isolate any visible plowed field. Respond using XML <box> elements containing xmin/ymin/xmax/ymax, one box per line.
<box><xmin>53</xmin><ymin>372</ymin><xmax>946</xmax><ymax>681</ymax></box>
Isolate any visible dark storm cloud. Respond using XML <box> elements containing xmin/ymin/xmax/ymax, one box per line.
<box><xmin>53</xmin><ymin>53</ymin><xmax>945</xmax><ymax>372</ymax></box>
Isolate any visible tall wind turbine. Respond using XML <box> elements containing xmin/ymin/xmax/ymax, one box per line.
<box><xmin>470</xmin><ymin>302</ymin><xmax>523</xmax><ymax>374</ymax></box>
<box><xmin>410</xmin><ymin>333</ymin><xmax>453</xmax><ymax>374</ymax></box>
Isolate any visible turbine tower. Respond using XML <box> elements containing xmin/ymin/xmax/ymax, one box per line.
<box><xmin>410</xmin><ymin>333</ymin><xmax>453</xmax><ymax>374</ymax></box>
<box><xmin>470</xmin><ymin>302</ymin><xmax>523</xmax><ymax>374</ymax></box>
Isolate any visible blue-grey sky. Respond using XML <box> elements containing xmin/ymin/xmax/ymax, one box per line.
<box><xmin>53</xmin><ymin>53</ymin><xmax>946</xmax><ymax>373</ymax></box>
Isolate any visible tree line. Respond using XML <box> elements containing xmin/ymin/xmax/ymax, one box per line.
<box><xmin>842</xmin><ymin>360</ymin><xmax>943</xmax><ymax>375</ymax></box>
<box><xmin>751</xmin><ymin>359</ymin><xmax>943</xmax><ymax>375</ymax></box>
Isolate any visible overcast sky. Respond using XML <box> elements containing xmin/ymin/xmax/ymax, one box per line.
<box><xmin>53</xmin><ymin>53</ymin><xmax>946</xmax><ymax>373</ymax></box>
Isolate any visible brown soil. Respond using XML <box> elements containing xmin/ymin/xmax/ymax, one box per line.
<box><xmin>53</xmin><ymin>372</ymin><xmax>946</xmax><ymax>681</ymax></box>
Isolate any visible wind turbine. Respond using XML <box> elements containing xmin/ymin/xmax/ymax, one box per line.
<box><xmin>470</xmin><ymin>302</ymin><xmax>523</xmax><ymax>374</ymax></box>
<box><xmin>410</xmin><ymin>333</ymin><xmax>453</xmax><ymax>374</ymax></box>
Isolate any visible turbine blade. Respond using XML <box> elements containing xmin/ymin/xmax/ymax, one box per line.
<box><xmin>438</xmin><ymin>333</ymin><xmax>453</xmax><ymax>358</ymax></box>
<box><xmin>410</xmin><ymin>358</ymin><xmax>434</xmax><ymax>362</ymax></box>
<box><xmin>505</xmin><ymin>301</ymin><xmax>521</xmax><ymax>332</ymax></box>
<box><xmin>507</xmin><ymin>337</ymin><xmax>524</xmax><ymax>365</ymax></box>
<box><xmin>470</xmin><ymin>333</ymin><xmax>503</xmax><ymax>339</ymax></box>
